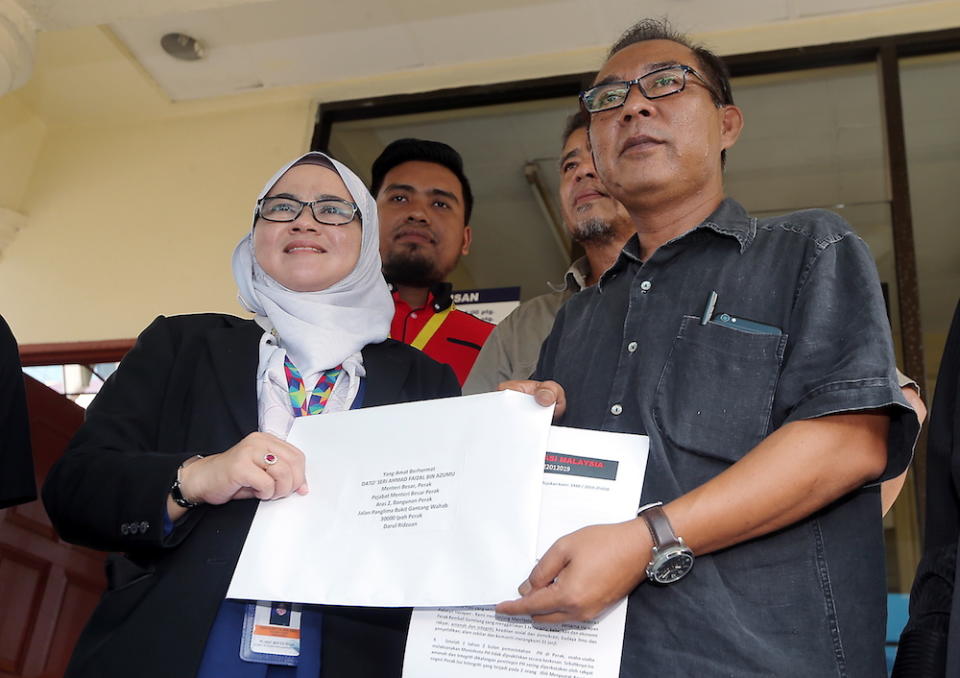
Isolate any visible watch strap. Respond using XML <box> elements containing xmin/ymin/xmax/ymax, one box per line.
<box><xmin>171</xmin><ymin>455</ymin><xmax>204</xmax><ymax>509</ymax></box>
<box><xmin>170</xmin><ymin>480</ymin><xmax>197</xmax><ymax>509</ymax></box>
<box><xmin>637</xmin><ymin>501</ymin><xmax>678</xmax><ymax>549</ymax></box>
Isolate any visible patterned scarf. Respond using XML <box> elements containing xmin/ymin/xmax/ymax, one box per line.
<box><xmin>284</xmin><ymin>355</ymin><xmax>343</xmax><ymax>417</ymax></box>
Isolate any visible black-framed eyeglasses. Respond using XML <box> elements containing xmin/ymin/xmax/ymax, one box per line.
<box><xmin>580</xmin><ymin>65</ymin><xmax>717</xmax><ymax>113</ymax></box>
<box><xmin>256</xmin><ymin>196</ymin><xmax>359</xmax><ymax>226</ymax></box>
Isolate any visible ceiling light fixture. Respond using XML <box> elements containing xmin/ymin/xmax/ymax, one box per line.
<box><xmin>161</xmin><ymin>32</ymin><xmax>206</xmax><ymax>61</ymax></box>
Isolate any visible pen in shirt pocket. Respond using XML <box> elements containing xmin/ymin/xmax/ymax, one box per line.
<box><xmin>700</xmin><ymin>290</ymin><xmax>718</xmax><ymax>325</ymax></box>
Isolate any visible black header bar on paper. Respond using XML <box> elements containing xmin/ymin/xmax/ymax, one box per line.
<box><xmin>544</xmin><ymin>452</ymin><xmax>618</xmax><ymax>480</ymax></box>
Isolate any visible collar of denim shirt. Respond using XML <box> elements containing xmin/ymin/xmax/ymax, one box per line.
<box><xmin>598</xmin><ymin>197</ymin><xmax>756</xmax><ymax>293</ymax></box>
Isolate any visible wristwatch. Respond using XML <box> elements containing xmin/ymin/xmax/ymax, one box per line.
<box><xmin>170</xmin><ymin>455</ymin><xmax>204</xmax><ymax>509</ymax></box>
<box><xmin>637</xmin><ymin>502</ymin><xmax>694</xmax><ymax>584</ymax></box>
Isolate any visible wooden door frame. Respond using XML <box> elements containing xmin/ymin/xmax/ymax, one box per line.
<box><xmin>18</xmin><ymin>339</ymin><xmax>134</xmax><ymax>368</ymax></box>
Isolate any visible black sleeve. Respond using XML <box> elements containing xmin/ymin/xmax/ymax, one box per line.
<box><xmin>894</xmin><ymin>299</ymin><xmax>960</xmax><ymax>675</ymax></box>
<box><xmin>0</xmin><ymin>315</ymin><xmax>35</xmax><ymax>508</ymax></box>
<box><xmin>892</xmin><ymin>542</ymin><xmax>954</xmax><ymax>677</ymax></box>
<box><xmin>406</xmin><ymin>356</ymin><xmax>460</xmax><ymax>401</ymax></box>
<box><xmin>437</xmin><ymin>363</ymin><xmax>461</xmax><ymax>399</ymax></box>
<box><xmin>42</xmin><ymin>316</ymin><xmax>201</xmax><ymax>552</ymax></box>
<box><xmin>392</xmin><ymin>342</ymin><xmax>461</xmax><ymax>402</ymax></box>
<box><xmin>925</xmin><ymin>300</ymin><xmax>960</xmax><ymax>551</ymax></box>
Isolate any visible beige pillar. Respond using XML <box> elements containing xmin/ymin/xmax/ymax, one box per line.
<box><xmin>0</xmin><ymin>0</ymin><xmax>35</xmax><ymax>96</ymax></box>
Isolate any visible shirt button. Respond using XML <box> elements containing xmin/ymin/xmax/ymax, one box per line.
<box><xmin>610</xmin><ymin>404</ymin><xmax>623</xmax><ymax>415</ymax></box>
<box><xmin>640</xmin><ymin>280</ymin><xmax>652</xmax><ymax>291</ymax></box>
<box><xmin>411</xmin><ymin>312</ymin><xmax>418</xmax><ymax>319</ymax></box>
<box><xmin>627</xmin><ymin>341</ymin><xmax>638</xmax><ymax>353</ymax></box>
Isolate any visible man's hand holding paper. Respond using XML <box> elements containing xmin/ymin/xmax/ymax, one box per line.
<box><xmin>498</xmin><ymin>378</ymin><xmax>567</xmax><ymax>417</ymax></box>
<box><xmin>497</xmin><ymin>519</ymin><xmax>650</xmax><ymax>623</ymax></box>
<box><xmin>403</xmin><ymin>424</ymin><xmax>650</xmax><ymax>678</ymax></box>
<box><xmin>495</xmin><ymin>379</ymin><xmax>652</xmax><ymax>623</ymax></box>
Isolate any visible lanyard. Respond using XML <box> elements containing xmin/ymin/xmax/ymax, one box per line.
<box><xmin>409</xmin><ymin>303</ymin><xmax>456</xmax><ymax>351</ymax></box>
<box><xmin>283</xmin><ymin>356</ymin><xmax>342</xmax><ymax>417</ymax></box>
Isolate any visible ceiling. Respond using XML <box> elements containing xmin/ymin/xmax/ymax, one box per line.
<box><xmin>12</xmin><ymin>0</ymin><xmax>937</xmax><ymax>102</ymax></box>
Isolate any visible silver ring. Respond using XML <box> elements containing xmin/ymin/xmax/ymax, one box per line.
<box><xmin>263</xmin><ymin>453</ymin><xmax>279</xmax><ymax>466</ymax></box>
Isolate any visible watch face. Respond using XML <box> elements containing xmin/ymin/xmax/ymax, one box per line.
<box><xmin>650</xmin><ymin>548</ymin><xmax>694</xmax><ymax>584</ymax></box>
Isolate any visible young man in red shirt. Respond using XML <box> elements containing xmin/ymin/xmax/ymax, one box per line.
<box><xmin>372</xmin><ymin>138</ymin><xmax>493</xmax><ymax>385</ymax></box>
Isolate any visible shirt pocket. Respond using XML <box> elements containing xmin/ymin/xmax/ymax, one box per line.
<box><xmin>653</xmin><ymin>315</ymin><xmax>787</xmax><ymax>463</ymax></box>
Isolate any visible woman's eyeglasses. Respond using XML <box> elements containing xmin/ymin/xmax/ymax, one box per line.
<box><xmin>257</xmin><ymin>196</ymin><xmax>359</xmax><ymax>226</ymax></box>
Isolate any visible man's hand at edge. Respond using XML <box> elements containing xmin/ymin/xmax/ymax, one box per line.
<box><xmin>498</xmin><ymin>379</ymin><xmax>566</xmax><ymax>420</ymax></box>
<box><xmin>495</xmin><ymin>519</ymin><xmax>650</xmax><ymax>623</ymax></box>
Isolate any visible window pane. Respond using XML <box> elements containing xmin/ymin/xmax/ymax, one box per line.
<box><xmin>900</xmin><ymin>52</ymin><xmax>960</xmax><ymax>391</ymax></box>
<box><xmin>23</xmin><ymin>365</ymin><xmax>66</xmax><ymax>393</ymax></box>
<box><xmin>22</xmin><ymin>362</ymin><xmax>120</xmax><ymax>409</ymax></box>
<box><xmin>727</xmin><ymin>64</ymin><xmax>887</xmax><ymax>208</ymax></box>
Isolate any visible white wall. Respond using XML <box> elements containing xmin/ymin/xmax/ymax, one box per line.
<box><xmin>0</xmin><ymin>99</ymin><xmax>313</xmax><ymax>342</ymax></box>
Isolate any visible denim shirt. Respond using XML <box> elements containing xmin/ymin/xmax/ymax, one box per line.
<box><xmin>535</xmin><ymin>198</ymin><xmax>917</xmax><ymax>677</ymax></box>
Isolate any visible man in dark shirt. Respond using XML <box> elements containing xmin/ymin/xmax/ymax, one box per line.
<box><xmin>497</xmin><ymin>19</ymin><xmax>918</xmax><ymax>676</ymax></box>
<box><xmin>371</xmin><ymin>138</ymin><xmax>494</xmax><ymax>385</ymax></box>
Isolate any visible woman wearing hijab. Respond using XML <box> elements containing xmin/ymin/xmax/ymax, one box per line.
<box><xmin>42</xmin><ymin>152</ymin><xmax>460</xmax><ymax>678</ymax></box>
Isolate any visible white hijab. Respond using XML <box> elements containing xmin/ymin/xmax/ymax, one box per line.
<box><xmin>231</xmin><ymin>152</ymin><xmax>394</xmax><ymax>436</ymax></box>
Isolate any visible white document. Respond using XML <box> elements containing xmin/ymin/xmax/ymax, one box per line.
<box><xmin>227</xmin><ymin>390</ymin><xmax>553</xmax><ymax>607</ymax></box>
<box><xmin>403</xmin><ymin>426</ymin><xmax>649</xmax><ymax>678</ymax></box>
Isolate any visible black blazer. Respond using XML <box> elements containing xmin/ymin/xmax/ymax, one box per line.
<box><xmin>42</xmin><ymin>314</ymin><xmax>460</xmax><ymax>678</ymax></box>
<box><xmin>893</xmin><ymin>299</ymin><xmax>960</xmax><ymax>677</ymax></box>
<box><xmin>0</xmin><ymin>314</ymin><xmax>34</xmax><ymax>508</ymax></box>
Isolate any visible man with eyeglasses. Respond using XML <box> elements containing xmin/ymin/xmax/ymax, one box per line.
<box><xmin>496</xmin><ymin>19</ymin><xmax>918</xmax><ymax>676</ymax></box>
<box><xmin>371</xmin><ymin>138</ymin><xmax>494</xmax><ymax>386</ymax></box>
<box><xmin>463</xmin><ymin>110</ymin><xmax>633</xmax><ymax>394</ymax></box>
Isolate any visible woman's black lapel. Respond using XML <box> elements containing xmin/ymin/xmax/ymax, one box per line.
<box><xmin>206</xmin><ymin>322</ymin><xmax>262</xmax><ymax>434</ymax></box>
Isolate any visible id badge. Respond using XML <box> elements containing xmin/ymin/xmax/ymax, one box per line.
<box><xmin>240</xmin><ymin>601</ymin><xmax>302</xmax><ymax>666</ymax></box>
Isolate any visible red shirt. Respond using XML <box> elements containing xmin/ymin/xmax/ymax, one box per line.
<box><xmin>390</xmin><ymin>290</ymin><xmax>494</xmax><ymax>386</ymax></box>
